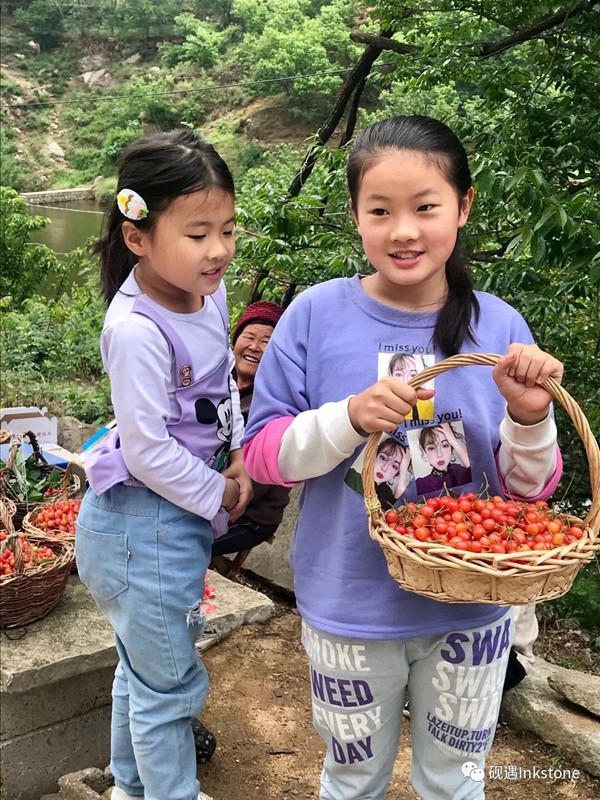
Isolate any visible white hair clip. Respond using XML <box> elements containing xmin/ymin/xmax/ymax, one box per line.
<box><xmin>117</xmin><ymin>188</ymin><xmax>149</xmax><ymax>221</ymax></box>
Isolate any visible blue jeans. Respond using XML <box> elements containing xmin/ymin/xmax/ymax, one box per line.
<box><xmin>76</xmin><ymin>484</ymin><xmax>213</xmax><ymax>800</ymax></box>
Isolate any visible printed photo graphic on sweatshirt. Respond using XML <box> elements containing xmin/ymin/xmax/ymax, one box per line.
<box><xmin>377</xmin><ymin>349</ymin><xmax>435</xmax><ymax>423</ymax></box>
<box><xmin>344</xmin><ymin>342</ymin><xmax>474</xmax><ymax>506</ymax></box>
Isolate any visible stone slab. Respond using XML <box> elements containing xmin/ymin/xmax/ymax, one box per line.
<box><xmin>501</xmin><ymin>657</ymin><xmax>600</xmax><ymax>777</ymax></box>
<box><xmin>243</xmin><ymin>486</ymin><xmax>300</xmax><ymax>594</ymax></box>
<box><xmin>0</xmin><ymin>666</ymin><xmax>113</xmax><ymax>741</ymax></box>
<box><xmin>1</xmin><ymin>572</ymin><xmax>274</xmax><ymax>694</ymax></box>
<box><xmin>0</xmin><ymin>705</ymin><xmax>111</xmax><ymax>800</ymax></box>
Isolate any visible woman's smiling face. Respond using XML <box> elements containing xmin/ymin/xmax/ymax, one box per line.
<box><xmin>233</xmin><ymin>322</ymin><xmax>273</xmax><ymax>388</ymax></box>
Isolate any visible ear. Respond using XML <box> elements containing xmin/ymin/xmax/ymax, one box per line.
<box><xmin>349</xmin><ymin>198</ymin><xmax>361</xmax><ymax>232</ymax></box>
<box><xmin>458</xmin><ymin>187</ymin><xmax>475</xmax><ymax>229</ymax></box>
<box><xmin>121</xmin><ymin>221</ymin><xmax>148</xmax><ymax>257</ymax></box>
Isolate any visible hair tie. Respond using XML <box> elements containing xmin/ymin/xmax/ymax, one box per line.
<box><xmin>117</xmin><ymin>188</ymin><xmax>149</xmax><ymax>221</ymax></box>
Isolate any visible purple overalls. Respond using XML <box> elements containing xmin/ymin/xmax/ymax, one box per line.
<box><xmin>85</xmin><ymin>290</ymin><xmax>233</xmax><ymax>500</ymax></box>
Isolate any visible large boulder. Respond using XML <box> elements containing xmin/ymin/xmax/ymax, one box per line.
<box><xmin>501</xmin><ymin>657</ymin><xmax>600</xmax><ymax>777</ymax></box>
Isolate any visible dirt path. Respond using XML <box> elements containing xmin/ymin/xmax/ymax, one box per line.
<box><xmin>198</xmin><ymin>608</ymin><xmax>598</xmax><ymax>799</ymax></box>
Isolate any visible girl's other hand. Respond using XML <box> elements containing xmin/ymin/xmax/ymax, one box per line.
<box><xmin>223</xmin><ymin>455</ymin><xmax>253</xmax><ymax>521</ymax></box>
<box><xmin>493</xmin><ymin>344</ymin><xmax>563</xmax><ymax>426</ymax></box>
<box><xmin>348</xmin><ymin>377</ymin><xmax>435</xmax><ymax>436</ymax></box>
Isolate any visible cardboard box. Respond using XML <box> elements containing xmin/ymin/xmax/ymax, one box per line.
<box><xmin>0</xmin><ymin>406</ymin><xmax>58</xmax><ymax>444</ymax></box>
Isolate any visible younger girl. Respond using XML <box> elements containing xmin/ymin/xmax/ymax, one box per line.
<box><xmin>243</xmin><ymin>116</ymin><xmax>563</xmax><ymax>799</ymax></box>
<box><xmin>76</xmin><ymin>130</ymin><xmax>252</xmax><ymax>800</ymax></box>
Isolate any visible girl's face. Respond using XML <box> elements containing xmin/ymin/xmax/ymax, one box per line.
<box><xmin>422</xmin><ymin>429</ymin><xmax>452</xmax><ymax>470</ymax></box>
<box><xmin>233</xmin><ymin>322</ymin><xmax>273</xmax><ymax>388</ymax></box>
<box><xmin>375</xmin><ymin>446</ymin><xmax>401</xmax><ymax>484</ymax></box>
<box><xmin>125</xmin><ymin>188</ymin><xmax>236</xmax><ymax>312</ymax></box>
<box><xmin>352</xmin><ymin>151</ymin><xmax>473</xmax><ymax>308</ymax></box>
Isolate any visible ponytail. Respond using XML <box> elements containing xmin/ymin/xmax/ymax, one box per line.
<box><xmin>434</xmin><ymin>243</ymin><xmax>480</xmax><ymax>357</ymax></box>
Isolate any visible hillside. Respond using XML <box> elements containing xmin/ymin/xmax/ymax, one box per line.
<box><xmin>0</xmin><ymin>6</ymin><xmax>342</xmax><ymax>193</ymax></box>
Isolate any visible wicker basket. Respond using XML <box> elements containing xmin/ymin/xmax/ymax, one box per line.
<box><xmin>362</xmin><ymin>352</ymin><xmax>600</xmax><ymax>605</ymax></box>
<box><xmin>0</xmin><ymin>430</ymin><xmax>81</xmax><ymax>527</ymax></box>
<box><xmin>23</xmin><ymin>466</ymin><xmax>80</xmax><ymax>573</ymax></box>
<box><xmin>0</xmin><ymin>498</ymin><xmax>75</xmax><ymax>628</ymax></box>
<box><xmin>23</xmin><ymin>463</ymin><xmax>79</xmax><ymax>545</ymax></box>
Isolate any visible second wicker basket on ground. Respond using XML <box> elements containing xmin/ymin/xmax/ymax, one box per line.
<box><xmin>362</xmin><ymin>353</ymin><xmax>600</xmax><ymax>606</ymax></box>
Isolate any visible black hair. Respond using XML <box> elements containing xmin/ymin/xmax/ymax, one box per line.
<box><xmin>94</xmin><ymin>129</ymin><xmax>235</xmax><ymax>304</ymax></box>
<box><xmin>347</xmin><ymin>115</ymin><xmax>480</xmax><ymax>356</ymax></box>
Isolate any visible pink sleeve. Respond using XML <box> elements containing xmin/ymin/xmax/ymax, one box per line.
<box><xmin>496</xmin><ymin>445</ymin><xmax>563</xmax><ymax>502</ymax></box>
<box><xmin>242</xmin><ymin>417</ymin><xmax>301</xmax><ymax>488</ymax></box>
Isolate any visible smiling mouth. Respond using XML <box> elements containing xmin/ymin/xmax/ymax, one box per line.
<box><xmin>243</xmin><ymin>355</ymin><xmax>260</xmax><ymax>364</ymax></box>
<box><xmin>390</xmin><ymin>251</ymin><xmax>422</xmax><ymax>260</ymax></box>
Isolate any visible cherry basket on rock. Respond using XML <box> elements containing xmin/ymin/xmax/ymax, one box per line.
<box><xmin>0</xmin><ymin>497</ymin><xmax>75</xmax><ymax>628</ymax></box>
<box><xmin>23</xmin><ymin>485</ymin><xmax>81</xmax><ymax>574</ymax></box>
<box><xmin>362</xmin><ymin>353</ymin><xmax>600</xmax><ymax>605</ymax></box>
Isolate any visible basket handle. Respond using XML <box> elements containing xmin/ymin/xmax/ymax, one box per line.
<box><xmin>4</xmin><ymin>430</ymin><xmax>49</xmax><ymax>473</ymax></box>
<box><xmin>362</xmin><ymin>352</ymin><xmax>600</xmax><ymax>535</ymax></box>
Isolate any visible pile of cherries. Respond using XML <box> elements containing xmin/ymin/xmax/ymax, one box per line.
<box><xmin>32</xmin><ymin>497</ymin><xmax>81</xmax><ymax>537</ymax></box>
<box><xmin>0</xmin><ymin>532</ymin><xmax>58</xmax><ymax>577</ymax></box>
<box><xmin>384</xmin><ymin>492</ymin><xmax>584</xmax><ymax>555</ymax></box>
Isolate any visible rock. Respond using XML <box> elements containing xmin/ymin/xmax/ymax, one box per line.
<box><xmin>58</xmin><ymin>416</ymin><xmax>97</xmax><ymax>453</ymax></box>
<box><xmin>80</xmin><ymin>69</ymin><xmax>112</xmax><ymax>88</ymax></box>
<box><xmin>15</xmin><ymin>53</ymin><xmax>25</xmax><ymax>60</ymax></box>
<box><xmin>121</xmin><ymin>53</ymin><xmax>142</xmax><ymax>65</ymax></box>
<box><xmin>501</xmin><ymin>657</ymin><xmax>600</xmax><ymax>777</ymax></box>
<box><xmin>147</xmin><ymin>66</ymin><xmax>162</xmax><ymax>77</ymax></box>
<box><xmin>41</xmin><ymin>141</ymin><xmax>65</xmax><ymax>160</ymax></box>
<box><xmin>58</xmin><ymin>767</ymin><xmax>111</xmax><ymax>800</ymax></box>
<box><xmin>27</xmin><ymin>40</ymin><xmax>41</xmax><ymax>54</ymax></box>
<box><xmin>79</xmin><ymin>55</ymin><xmax>106</xmax><ymax>72</ymax></box>
<box><xmin>547</xmin><ymin>672</ymin><xmax>600</xmax><ymax>719</ymax></box>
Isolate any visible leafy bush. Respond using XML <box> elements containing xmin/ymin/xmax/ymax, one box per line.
<box><xmin>1</xmin><ymin>261</ymin><xmax>110</xmax><ymax>424</ymax></box>
<box><xmin>0</xmin><ymin>188</ymin><xmax>66</xmax><ymax>307</ymax></box>
<box><xmin>101</xmin><ymin>124</ymin><xmax>142</xmax><ymax>170</ymax></box>
<box><xmin>543</xmin><ymin>560</ymin><xmax>600</xmax><ymax>638</ymax></box>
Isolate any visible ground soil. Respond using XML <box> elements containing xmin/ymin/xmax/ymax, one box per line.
<box><xmin>198</xmin><ymin>600</ymin><xmax>599</xmax><ymax>800</ymax></box>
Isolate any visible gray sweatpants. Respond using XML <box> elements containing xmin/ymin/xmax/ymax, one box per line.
<box><xmin>302</xmin><ymin>609</ymin><xmax>514</xmax><ymax>800</ymax></box>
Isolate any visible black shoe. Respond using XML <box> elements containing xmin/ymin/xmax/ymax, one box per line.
<box><xmin>192</xmin><ymin>718</ymin><xmax>217</xmax><ymax>764</ymax></box>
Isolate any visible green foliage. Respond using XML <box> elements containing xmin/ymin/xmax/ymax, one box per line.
<box><xmin>93</xmin><ymin>176</ymin><xmax>118</xmax><ymax>207</ymax></box>
<box><xmin>14</xmin><ymin>0</ymin><xmax>65</xmax><ymax>50</ymax></box>
<box><xmin>0</xmin><ymin>129</ymin><xmax>23</xmax><ymax>191</ymax></box>
<box><xmin>0</xmin><ymin>188</ymin><xmax>66</xmax><ymax>307</ymax></box>
<box><xmin>160</xmin><ymin>13</ymin><xmax>227</xmax><ymax>69</ymax></box>
<box><xmin>100</xmin><ymin>123</ymin><xmax>142</xmax><ymax>170</ymax></box>
<box><xmin>0</xmin><ymin>447</ymin><xmax>67</xmax><ymax>504</ymax></box>
<box><xmin>233</xmin><ymin>0</ymin><xmax>360</xmax><ymax>115</ymax></box>
<box><xmin>60</xmin><ymin>75</ymin><xmax>212</xmax><ymax>180</ymax></box>
<box><xmin>1</xmin><ymin>265</ymin><xmax>110</xmax><ymax>424</ymax></box>
<box><xmin>543</xmin><ymin>560</ymin><xmax>600</xmax><ymax>637</ymax></box>
<box><xmin>204</xmin><ymin>119</ymin><xmax>262</xmax><ymax>182</ymax></box>
<box><xmin>234</xmin><ymin>143</ymin><xmax>364</xmax><ymax>295</ymax></box>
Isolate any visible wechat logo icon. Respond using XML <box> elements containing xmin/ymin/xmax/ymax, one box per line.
<box><xmin>462</xmin><ymin>761</ymin><xmax>484</xmax><ymax>782</ymax></box>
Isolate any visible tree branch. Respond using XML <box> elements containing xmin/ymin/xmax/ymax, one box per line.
<box><xmin>287</xmin><ymin>29</ymin><xmax>396</xmax><ymax>197</ymax></box>
<box><xmin>349</xmin><ymin>30</ymin><xmax>418</xmax><ymax>54</ymax></box>
<box><xmin>349</xmin><ymin>2</ymin><xmax>598</xmax><ymax>61</ymax></box>
<box><xmin>481</xmin><ymin>1</ymin><xmax>598</xmax><ymax>56</ymax></box>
